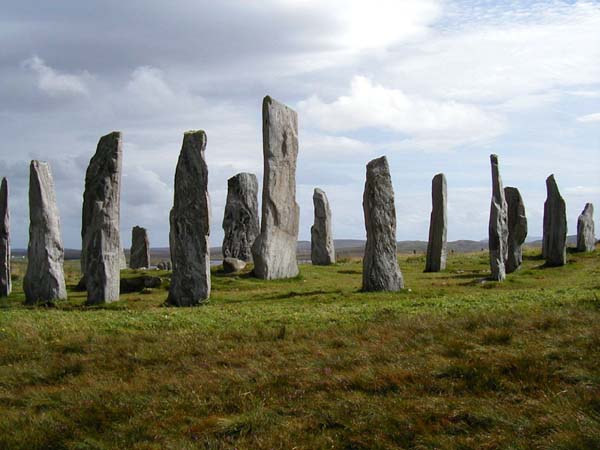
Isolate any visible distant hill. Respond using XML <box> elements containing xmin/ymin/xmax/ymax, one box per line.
<box><xmin>12</xmin><ymin>236</ymin><xmax>581</xmax><ymax>262</ymax></box>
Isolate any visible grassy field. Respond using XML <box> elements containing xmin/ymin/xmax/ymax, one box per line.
<box><xmin>1</xmin><ymin>248</ymin><xmax>599</xmax><ymax>449</ymax></box>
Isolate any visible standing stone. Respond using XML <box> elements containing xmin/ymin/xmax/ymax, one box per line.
<box><xmin>311</xmin><ymin>188</ymin><xmax>335</xmax><ymax>265</ymax></box>
<box><xmin>166</xmin><ymin>130</ymin><xmax>211</xmax><ymax>306</ymax></box>
<box><xmin>504</xmin><ymin>187</ymin><xmax>528</xmax><ymax>273</ymax></box>
<box><xmin>119</xmin><ymin>246</ymin><xmax>127</xmax><ymax>269</ymax></box>
<box><xmin>0</xmin><ymin>178</ymin><xmax>10</xmax><ymax>297</ymax></box>
<box><xmin>252</xmin><ymin>96</ymin><xmax>300</xmax><ymax>279</ymax></box>
<box><xmin>82</xmin><ymin>131</ymin><xmax>122</xmax><ymax>305</ymax></box>
<box><xmin>542</xmin><ymin>174</ymin><xmax>567</xmax><ymax>266</ymax></box>
<box><xmin>362</xmin><ymin>156</ymin><xmax>404</xmax><ymax>291</ymax></box>
<box><xmin>576</xmin><ymin>203</ymin><xmax>595</xmax><ymax>252</ymax></box>
<box><xmin>488</xmin><ymin>154</ymin><xmax>508</xmax><ymax>281</ymax></box>
<box><xmin>23</xmin><ymin>161</ymin><xmax>67</xmax><ymax>305</ymax></box>
<box><xmin>130</xmin><ymin>226</ymin><xmax>151</xmax><ymax>269</ymax></box>
<box><xmin>425</xmin><ymin>173</ymin><xmax>447</xmax><ymax>272</ymax></box>
<box><xmin>222</xmin><ymin>173</ymin><xmax>259</xmax><ymax>262</ymax></box>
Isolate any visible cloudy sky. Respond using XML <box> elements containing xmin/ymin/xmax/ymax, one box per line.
<box><xmin>1</xmin><ymin>0</ymin><xmax>599</xmax><ymax>249</ymax></box>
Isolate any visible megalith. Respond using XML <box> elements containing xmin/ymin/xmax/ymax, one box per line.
<box><xmin>251</xmin><ymin>96</ymin><xmax>300</xmax><ymax>279</ymax></box>
<box><xmin>488</xmin><ymin>154</ymin><xmax>508</xmax><ymax>281</ymax></box>
<box><xmin>166</xmin><ymin>130</ymin><xmax>211</xmax><ymax>306</ymax></box>
<box><xmin>425</xmin><ymin>173</ymin><xmax>447</xmax><ymax>272</ymax></box>
<box><xmin>542</xmin><ymin>175</ymin><xmax>567</xmax><ymax>266</ymax></box>
<box><xmin>222</xmin><ymin>172</ymin><xmax>259</xmax><ymax>262</ymax></box>
<box><xmin>130</xmin><ymin>226</ymin><xmax>151</xmax><ymax>269</ymax></box>
<box><xmin>362</xmin><ymin>156</ymin><xmax>404</xmax><ymax>291</ymax></box>
<box><xmin>311</xmin><ymin>188</ymin><xmax>335</xmax><ymax>265</ymax></box>
<box><xmin>82</xmin><ymin>131</ymin><xmax>123</xmax><ymax>305</ymax></box>
<box><xmin>576</xmin><ymin>203</ymin><xmax>595</xmax><ymax>252</ymax></box>
<box><xmin>0</xmin><ymin>178</ymin><xmax>10</xmax><ymax>297</ymax></box>
<box><xmin>504</xmin><ymin>186</ymin><xmax>528</xmax><ymax>273</ymax></box>
<box><xmin>23</xmin><ymin>161</ymin><xmax>67</xmax><ymax>305</ymax></box>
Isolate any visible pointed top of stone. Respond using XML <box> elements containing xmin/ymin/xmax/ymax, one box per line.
<box><xmin>367</xmin><ymin>155</ymin><xmax>390</xmax><ymax>175</ymax></box>
<box><xmin>314</xmin><ymin>187</ymin><xmax>325</xmax><ymax>197</ymax></box>
<box><xmin>582</xmin><ymin>203</ymin><xmax>594</xmax><ymax>216</ymax></box>
<box><xmin>546</xmin><ymin>174</ymin><xmax>560</xmax><ymax>195</ymax></box>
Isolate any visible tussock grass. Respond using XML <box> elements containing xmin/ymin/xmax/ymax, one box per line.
<box><xmin>0</xmin><ymin>248</ymin><xmax>599</xmax><ymax>449</ymax></box>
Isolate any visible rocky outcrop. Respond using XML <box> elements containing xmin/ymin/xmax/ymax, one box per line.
<box><xmin>130</xmin><ymin>226</ymin><xmax>150</xmax><ymax>269</ymax></box>
<box><xmin>542</xmin><ymin>175</ymin><xmax>567</xmax><ymax>266</ymax></box>
<box><xmin>120</xmin><ymin>275</ymin><xmax>162</xmax><ymax>293</ymax></box>
<box><xmin>81</xmin><ymin>131</ymin><xmax>123</xmax><ymax>305</ymax></box>
<box><xmin>0</xmin><ymin>178</ymin><xmax>10</xmax><ymax>297</ymax></box>
<box><xmin>166</xmin><ymin>130</ymin><xmax>211</xmax><ymax>306</ymax></box>
<box><xmin>252</xmin><ymin>96</ymin><xmax>300</xmax><ymax>279</ymax></box>
<box><xmin>222</xmin><ymin>172</ymin><xmax>259</xmax><ymax>262</ymax></box>
<box><xmin>23</xmin><ymin>161</ymin><xmax>67</xmax><ymax>305</ymax></box>
<box><xmin>223</xmin><ymin>257</ymin><xmax>246</xmax><ymax>274</ymax></box>
<box><xmin>425</xmin><ymin>173</ymin><xmax>447</xmax><ymax>272</ymax></box>
<box><xmin>362</xmin><ymin>156</ymin><xmax>404</xmax><ymax>291</ymax></box>
<box><xmin>311</xmin><ymin>188</ymin><xmax>335</xmax><ymax>265</ymax></box>
<box><xmin>576</xmin><ymin>203</ymin><xmax>595</xmax><ymax>252</ymax></box>
<box><xmin>504</xmin><ymin>187</ymin><xmax>527</xmax><ymax>273</ymax></box>
<box><xmin>488</xmin><ymin>154</ymin><xmax>508</xmax><ymax>281</ymax></box>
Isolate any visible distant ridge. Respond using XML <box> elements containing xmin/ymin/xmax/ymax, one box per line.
<box><xmin>11</xmin><ymin>237</ymin><xmax>576</xmax><ymax>261</ymax></box>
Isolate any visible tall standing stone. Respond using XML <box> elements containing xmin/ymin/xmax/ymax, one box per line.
<box><xmin>130</xmin><ymin>226</ymin><xmax>151</xmax><ymax>269</ymax></box>
<box><xmin>425</xmin><ymin>173</ymin><xmax>447</xmax><ymax>272</ymax></box>
<box><xmin>362</xmin><ymin>156</ymin><xmax>404</xmax><ymax>291</ymax></box>
<box><xmin>252</xmin><ymin>96</ymin><xmax>300</xmax><ymax>279</ymax></box>
<box><xmin>82</xmin><ymin>131</ymin><xmax>122</xmax><ymax>305</ymax></box>
<box><xmin>488</xmin><ymin>154</ymin><xmax>508</xmax><ymax>281</ymax></box>
<box><xmin>222</xmin><ymin>173</ymin><xmax>259</xmax><ymax>262</ymax></box>
<box><xmin>166</xmin><ymin>130</ymin><xmax>211</xmax><ymax>306</ymax></box>
<box><xmin>23</xmin><ymin>161</ymin><xmax>67</xmax><ymax>305</ymax></box>
<box><xmin>542</xmin><ymin>174</ymin><xmax>567</xmax><ymax>266</ymax></box>
<box><xmin>311</xmin><ymin>188</ymin><xmax>335</xmax><ymax>265</ymax></box>
<box><xmin>0</xmin><ymin>178</ymin><xmax>10</xmax><ymax>297</ymax></box>
<box><xmin>119</xmin><ymin>246</ymin><xmax>127</xmax><ymax>270</ymax></box>
<box><xmin>504</xmin><ymin>187</ymin><xmax>528</xmax><ymax>273</ymax></box>
<box><xmin>576</xmin><ymin>203</ymin><xmax>595</xmax><ymax>252</ymax></box>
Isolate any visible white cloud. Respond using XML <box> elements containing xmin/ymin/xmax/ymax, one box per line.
<box><xmin>387</xmin><ymin>2</ymin><xmax>600</xmax><ymax>106</ymax></box>
<box><xmin>298</xmin><ymin>76</ymin><xmax>505</xmax><ymax>147</ymax></box>
<box><xmin>22</xmin><ymin>55</ymin><xmax>90</xmax><ymax>97</ymax></box>
<box><xmin>577</xmin><ymin>112</ymin><xmax>600</xmax><ymax>123</ymax></box>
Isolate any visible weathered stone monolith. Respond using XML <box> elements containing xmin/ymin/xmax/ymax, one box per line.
<box><xmin>252</xmin><ymin>96</ymin><xmax>300</xmax><ymax>279</ymax></box>
<box><xmin>488</xmin><ymin>154</ymin><xmax>508</xmax><ymax>281</ymax></box>
<box><xmin>362</xmin><ymin>156</ymin><xmax>404</xmax><ymax>291</ymax></box>
<box><xmin>130</xmin><ymin>226</ymin><xmax>150</xmax><ymax>269</ymax></box>
<box><xmin>311</xmin><ymin>188</ymin><xmax>335</xmax><ymax>265</ymax></box>
<box><xmin>576</xmin><ymin>203</ymin><xmax>595</xmax><ymax>252</ymax></box>
<box><xmin>425</xmin><ymin>173</ymin><xmax>447</xmax><ymax>272</ymax></box>
<box><xmin>23</xmin><ymin>161</ymin><xmax>67</xmax><ymax>305</ymax></box>
<box><xmin>542</xmin><ymin>175</ymin><xmax>567</xmax><ymax>266</ymax></box>
<box><xmin>504</xmin><ymin>187</ymin><xmax>527</xmax><ymax>273</ymax></box>
<box><xmin>82</xmin><ymin>131</ymin><xmax>122</xmax><ymax>305</ymax></box>
<box><xmin>166</xmin><ymin>130</ymin><xmax>211</xmax><ymax>306</ymax></box>
<box><xmin>222</xmin><ymin>173</ymin><xmax>259</xmax><ymax>262</ymax></box>
<box><xmin>119</xmin><ymin>247</ymin><xmax>127</xmax><ymax>269</ymax></box>
<box><xmin>0</xmin><ymin>178</ymin><xmax>10</xmax><ymax>297</ymax></box>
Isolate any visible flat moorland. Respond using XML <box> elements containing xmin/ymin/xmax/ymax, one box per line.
<box><xmin>1</xmin><ymin>248</ymin><xmax>599</xmax><ymax>449</ymax></box>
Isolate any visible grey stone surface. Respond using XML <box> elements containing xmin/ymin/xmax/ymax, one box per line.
<box><xmin>158</xmin><ymin>260</ymin><xmax>172</xmax><ymax>271</ymax></box>
<box><xmin>504</xmin><ymin>186</ymin><xmax>528</xmax><ymax>273</ymax></box>
<box><xmin>222</xmin><ymin>172</ymin><xmax>259</xmax><ymax>262</ymax></box>
<box><xmin>425</xmin><ymin>173</ymin><xmax>447</xmax><ymax>272</ymax></box>
<box><xmin>542</xmin><ymin>174</ymin><xmax>567</xmax><ymax>266</ymax></box>
<box><xmin>23</xmin><ymin>161</ymin><xmax>67</xmax><ymax>305</ymax></box>
<box><xmin>252</xmin><ymin>96</ymin><xmax>300</xmax><ymax>279</ymax></box>
<box><xmin>576</xmin><ymin>203</ymin><xmax>595</xmax><ymax>252</ymax></box>
<box><xmin>362</xmin><ymin>156</ymin><xmax>404</xmax><ymax>291</ymax></box>
<box><xmin>223</xmin><ymin>257</ymin><xmax>246</xmax><ymax>274</ymax></box>
<box><xmin>81</xmin><ymin>131</ymin><xmax>123</xmax><ymax>305</ymax></box>
<box><xmin>119</xmin><ymin>247</ymin><xmax>127</xmax><ymax>270</ymax></box>
<box><xmin>311</xmin><ymin>188</ymin><xmax>335</xmax><ymax>265</ymax></box>
<box><xmin>121</xmin><ymin>275</ymin><xmax>162</xmax><ymax>293</ymax></box>
<box><xmin>488</xmin><ymin>154</ymin><xmax>508</xmax><ymax>281</ymax></box>
<box><xmin>130</xmin><ymin>226</ymin><xmax>150</xmax><ymax>269</ymax></box>
<box><xmin>166</xmin><ymin>130</ymin><xmax>211</xmax><ymax>306</ymax></box>
<box><xmin>0</xmin><ymin>178</ymin><xmax>10</xmax><ymax>297</ymax></box>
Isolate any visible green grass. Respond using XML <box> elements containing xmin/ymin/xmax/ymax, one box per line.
<box><xmin>1</xmin><ymin>248</ymin><xmax>599</xmax><ymax>449</ymax></box>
